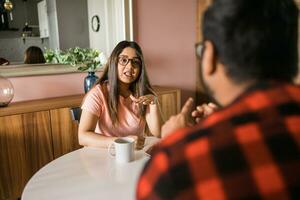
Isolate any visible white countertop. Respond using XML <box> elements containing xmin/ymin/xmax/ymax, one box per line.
<box><xmin>22</xmin><ymin>137</ymin><xmax>159</xmax><ymax>200</ymax></box>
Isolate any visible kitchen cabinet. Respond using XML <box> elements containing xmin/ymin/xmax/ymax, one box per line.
<box><xmin>0</xmin><ymin>86</ymin><xmax>180</xmax><ymax>200</ymax></box>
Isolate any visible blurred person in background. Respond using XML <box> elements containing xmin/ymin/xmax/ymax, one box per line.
<box><xmin>24</xmin><ymin>46</ymin><xmax>46</xmax><ymax>64</ymax></box>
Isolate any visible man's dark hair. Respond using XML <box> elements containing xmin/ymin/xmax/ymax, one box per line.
<box><xmin>203</xmin><ymin>0</ymin><xmax>299</xmax><ymax>83</ymax></box>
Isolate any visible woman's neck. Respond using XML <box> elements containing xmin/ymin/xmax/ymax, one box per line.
<box><xmin>118</xmin><ymin>82</ymin><xmax>131</xmax><ymax>97</ymax></box>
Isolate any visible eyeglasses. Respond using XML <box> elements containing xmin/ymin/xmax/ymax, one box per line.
<box><xmin>118</xmin><ymin>56</ymin><xmax>142</xmax><ymax>67</ymax></box>
<box><xmin>195</xmin><ymin>42</ymin><xmax>204</xmax><ymax>59</ymax></box>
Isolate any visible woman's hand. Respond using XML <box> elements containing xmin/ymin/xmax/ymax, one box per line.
<box><xmin>131</xmin><ymin>94</ymin><xmax>162</xmax><ymax>138</ymax></box>
<box><xmin>136</xmin><ymin>135</ymin><xmax>146</xmax><ymax>150</ymax></box>
<box><xmin>191</xmin><ymin>103</ymin><xmax>218</xmax><ymax>123</ymax></box>
<box><xmin>127</xmin><ymin>135</ymin><xmax>138</xmax><ymax>142</ymax></box>
<box><xmin>127</xmin><ymin>135</ymin><xmax>145</xmax><ymax>150</ymax></box>
<box><xmin>130</xmin><ymin>94</ymin><xmax>157</xmax><ymax>105</ymax></box>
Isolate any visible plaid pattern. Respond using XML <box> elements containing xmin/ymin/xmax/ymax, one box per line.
<box><xmin>137</xmin><ymin>82</ymin><xmax>300</xmax><ymax>200</ymax></box>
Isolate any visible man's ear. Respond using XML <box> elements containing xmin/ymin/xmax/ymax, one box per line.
<box><xmin>202</xmin><ymin>40</ymin><xmax>217</xmax><ymax>75</ymax></box>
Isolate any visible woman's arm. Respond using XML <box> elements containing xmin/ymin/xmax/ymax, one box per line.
<box><xmin>145</xmin><ymin>101</ymin><xmax>162</xmax><ymax>138</ymax></box>
<box><xmin>130</xmin><ymin>94</ymin><xmax>162</xmax><ymax>138</ymax></box>
<box><xmin>78</xmin><ymin>110</ymin><xmax>139</xmax><ymax>148</ymax></box>
<box><xmin>78</xmin><ymin>110</ymin><xmax>118</xmax><ymax>148</ymax></box>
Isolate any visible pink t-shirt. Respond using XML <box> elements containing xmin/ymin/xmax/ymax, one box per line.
<box><xmin>81</xmin><ymin>83</ymin><xmax>146</xmax><ymax>137</ymax></box>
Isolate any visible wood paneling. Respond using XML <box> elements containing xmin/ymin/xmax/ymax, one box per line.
<box><xmin>154</xmin><ymin>86</ymin><xmax>181</xmax><ymax>121</ymax></box>
<box><xmin>0</xmin><ymin>111</ymin><xmax>53</xmax><ymax>200</ymax></box>
<box><xmin>50</xmin><ymin>108</ymin><xmax>81</xmax><ymax>159</ymax></box>
<box><xmin>0</xmin><ymin>94</ymin><xmax>84</xmax><ymax>117</ymax></box>
<box><xmin>157</xmin><ymin>90</ymin><xmax>181</xmax><ymax>122</ymax></box>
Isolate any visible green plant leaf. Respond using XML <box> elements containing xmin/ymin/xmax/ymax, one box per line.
<box><xmin>44</xmin><ymin>47</ymin><xmax>105</xmax><ymax>71</ymax></box>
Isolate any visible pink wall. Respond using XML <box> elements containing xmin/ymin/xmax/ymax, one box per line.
<box><xmin>9</xmin><ymin>73</ymin><xmax>87</xmax><ymax>102</ymax></box>
<box><xmin>134</xmin><ymin>0</ymin><xmax>197</xmax><ymax>104</ymax></box>
<box><xmin>8</xmin><ymin>0</ymin><xmax>197</xmax><ymax>104</ymax></box>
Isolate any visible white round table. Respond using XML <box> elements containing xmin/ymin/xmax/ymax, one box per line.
<box><xmin>22</xmin><ymin>137</ymin><xmax>159</xmax><ymax>200</ymax></box>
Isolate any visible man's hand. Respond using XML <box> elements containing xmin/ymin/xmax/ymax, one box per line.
<box><xmin>161</xmin><ymin>98</ymin><xmax>194</xmax><ymax>138</ymax></box>
<box><xmin>191</xmin><ymin>103</ymin><xmax>218</xmax><ymax>123</ymax></box>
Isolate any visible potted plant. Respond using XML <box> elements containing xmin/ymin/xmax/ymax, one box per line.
<box><xmin>44</xmin><ymin>47</ymin><xmax>107</xmax><ymax>92</ymax></box>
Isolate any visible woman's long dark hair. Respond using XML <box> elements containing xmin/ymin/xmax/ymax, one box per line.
<box><xmin>97</xmin><ymin>40</ymin><xmax>155</xmax><ymax>124</ymax></box>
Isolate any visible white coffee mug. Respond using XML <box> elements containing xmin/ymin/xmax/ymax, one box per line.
<box><xmin>108</xmin><ymin>137</ymin><xmax>135</xmax><ymax>163</ymax></box>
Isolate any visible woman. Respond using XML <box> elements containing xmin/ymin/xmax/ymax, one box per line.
<box><xmin>24</xmin><ymin>46</ymin><xmax>46</xmax><ymax>64</ymax></box>
<box><xmin>0</xmin><ymin>58</ymin><xmax>9</xmax><ymax>65</ymax></box>
<box><xmin>78</xmin><ymin>41</ymin><xmax>162</xmax><ymax>148</ymax></box>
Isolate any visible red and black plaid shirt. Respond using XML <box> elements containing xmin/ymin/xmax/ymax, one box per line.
<box><xmin>137</xmin><ymin>82</ymin><xmax>300</xmax><ymax>200</ymax></box>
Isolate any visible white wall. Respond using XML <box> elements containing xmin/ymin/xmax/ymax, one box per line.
<box><xmin>88</xmin><ymin>0</ymin><xmax>109</xmax><ymax>54</ymax></box>
<box><xmin>87</xmin><ymin>0</ymin><xmax>127</xmax><ymax>56</ymax></box>
<box><xmin>46</xmin><ymin>0</ymin><xmax>60</xmax><ymax>50</ymax></box>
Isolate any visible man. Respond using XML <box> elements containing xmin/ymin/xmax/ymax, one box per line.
<box><xmin>137</xmin><ymin>0</ymin><xmax>300</xmax><ymax>199</ymax></box>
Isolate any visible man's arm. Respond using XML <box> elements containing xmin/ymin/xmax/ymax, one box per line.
<box><xmin>137</xmin><ymin>147</ymin><xmax>173</xmax><ymax>200</ymax></box>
